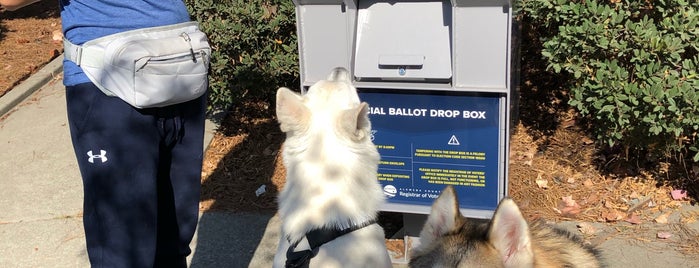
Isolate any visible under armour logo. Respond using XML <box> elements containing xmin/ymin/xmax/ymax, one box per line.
<box><xmin>87</xmin><ymin>150</ymin><xmax>108</xmax><ymax>163</ymax></box>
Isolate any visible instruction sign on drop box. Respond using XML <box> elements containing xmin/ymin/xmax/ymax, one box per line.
<box><xmin>360</xmin><ymin>91</ymin><xmax>503</xmax><ymax>213</ymax></box>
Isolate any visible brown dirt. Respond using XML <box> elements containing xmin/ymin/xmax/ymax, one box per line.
<box><xmin>0</xmin><ymin>2</ymin><xmax>62</xmax><ymax>98</ymax></box>
<box><xmin>199</xmin><ymin>102</ymin><xmax>285</xmax><ymax>213</ymax></box>
<box><xmin>3</xmin><ymin>1</ymin><xmax>697</xmax><ymax>257</ymax></box>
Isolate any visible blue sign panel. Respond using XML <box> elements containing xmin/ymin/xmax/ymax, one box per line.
<box><xmin>359</xmin><ymin>90</ymin><xmax>502</xmax><ymax>212</ymax></box>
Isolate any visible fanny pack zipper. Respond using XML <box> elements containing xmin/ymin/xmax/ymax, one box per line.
<box><xmin>180</xmin><ymin>32</ymin><xmax>198</xmax><ymax>63</ymax></box>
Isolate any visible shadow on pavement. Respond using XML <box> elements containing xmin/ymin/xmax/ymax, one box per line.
<box><xmin>190</xmin><ymin>211</ymin><xmax>277</xmax><ymax>268</ymax></box>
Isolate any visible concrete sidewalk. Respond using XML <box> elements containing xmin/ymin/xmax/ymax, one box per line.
<box><xmin>1</xmin><ymin>57</ymin><xmax>698</xmax><ymax>267</ymax></box>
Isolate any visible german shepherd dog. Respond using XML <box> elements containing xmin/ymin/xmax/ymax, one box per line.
<box><xmin>273</xmin><ymin>68</ymin><xmax>392</xmax><ymax>268</ymax></box>
<box><xmin>410</xmin><ymin>186</ymin><xmax>603</xmax><ymax>267</ymax></box>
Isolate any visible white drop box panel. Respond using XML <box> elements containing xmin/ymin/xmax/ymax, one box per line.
<box><xmin>354</xmin><ymin>0</ymin><xmax>452</xmax><ymax>80</ymax></box>
<box><xmin>295</xmin><ymin>3</ymin><xmax>355</xmax><ymax>85</ymax></box>
<box><xmin>453</xmin><ymin>1</ymin><xmax>510</xmax><ymax>89</ymax></box>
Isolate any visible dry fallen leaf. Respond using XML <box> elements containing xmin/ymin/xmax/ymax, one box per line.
<box><xmin>562</xmin><ymin>195</ymin><xmax>577</xmax><ymax>206</ymax></box>
<box><xmin>583</xmin><ymin>178</ymin><xmax>594</xmax><ymax>187</ymax></box>
<box><xmin>671</xmin><ymin>189</ymin><xmax>687</xmax><ymax>200</ymax></box>
<box><xmin>657</xmin><ymin>231</ymin><xmax>673</xmax><ymax>239</ymax></box>
<box><xmin>48</xmin><ymin>49</ymin><xmax>60</xmax><ymax>58</ymax></box>
<box><xmin>654</xmin><ymin>212</ymin><xmax>670</xmax><ymax>224</ymax></box>
<box><xmin>558</xmin><ymin>195</ymin><xmax>581</xmax><ymax>217</ymax></box>
<box><xmin>536</xmin><ymin>174</ymin><xmax>549</xmax><ymax>189</ymax></box>
<box><xmin>625</xmin><ymin>213</ymin><xmax>642</xmax><ymax>224</ymax></box>
<box><xmin>52</xmin><ymin>30</ymin><xmax>63</xmax><ymax>43</ymax></box>
<box><xmin>647</xmin><ymin>200</ymin><xmax>657</xmax><ymax>208</ymax></box>
<box><xmin>603</xmin><ymin>199</ymin><xmax>614</xmax><ymax>209</ymax></box>
<box><xmin>602</xmin><ymin>209</ymin><xmax>626</xmax><ymax>222</ymax></box>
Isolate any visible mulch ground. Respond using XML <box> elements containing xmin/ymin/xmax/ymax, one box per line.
<box><xmin>0</xmin><ymin>1</ymin><xmax>62</xmax><ymax>98</ymax></box>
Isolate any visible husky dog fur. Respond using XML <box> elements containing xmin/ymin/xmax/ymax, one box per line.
<box><xmin>273</xmin><ymin>67</ymin><xmax>392</xmax><ymax>268</ymax></box>
<box><xmin>410</xmin><ymin>186</ymin><xmax>604</xmax><ymax>268</ymax></box>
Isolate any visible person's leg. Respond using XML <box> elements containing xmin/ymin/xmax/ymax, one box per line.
<box><xmin>152</xmin><ymin>94</ymin><xmax>207</xmax><ymax>267</ymax></box>
<box><xmin>66</xmin><ymin>83</ymin><xmax>160</xmax><ymax>268</ymax></box>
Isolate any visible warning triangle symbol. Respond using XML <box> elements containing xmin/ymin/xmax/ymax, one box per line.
<box><xmin>448</xmin><ymin>135</ymin><xmax>460</xmax><ymax>146</ymax></box>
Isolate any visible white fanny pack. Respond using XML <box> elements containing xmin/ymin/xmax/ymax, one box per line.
<box><xmin>64</xmin><ymin>22</ymin><xmax>211</xmax><ymax>108</ymax></box>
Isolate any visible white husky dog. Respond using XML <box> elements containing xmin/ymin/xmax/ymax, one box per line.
<box><xmin>273</xmin><ymin>67</ymin><xmax>392</xmax><ymax>268</ymax></box>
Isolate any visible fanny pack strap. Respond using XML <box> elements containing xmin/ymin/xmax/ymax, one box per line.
<box><xmin>63</xmin><ymin>38</ymin><xmax>104</xmax><ymax>68</ymax></box>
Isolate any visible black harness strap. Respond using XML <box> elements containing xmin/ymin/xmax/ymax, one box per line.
<box><xmin>284</xmin><ymin>219</ymin><xmax>378</xmax><ymax>268</ymax></box>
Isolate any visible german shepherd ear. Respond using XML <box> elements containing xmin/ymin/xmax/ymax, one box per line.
<box><xmin>276</xmin><ymin>87</ymin><xmax>309</xmax><ymax>133</ymax></box>
<box><xmin>340</xmin><ymin>102</ymin><xmax>371</xmax><ymax>141</ymax></box>
<box><xmin>416</xmin><ymin>186</ymin><xmax>461</xmax><ymax>251</ymax></box>
<box><xmin>488</xmin><ymin>198</ymin><xmax>534</xmax><ymax>267</ymax></box>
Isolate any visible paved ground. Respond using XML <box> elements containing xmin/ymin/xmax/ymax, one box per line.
<box><xmin>0</xmin><ymin>57</ymin><xmax>698</xmax><ymax>267</ymax></box>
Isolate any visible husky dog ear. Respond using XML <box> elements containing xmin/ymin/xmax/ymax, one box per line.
<box><xmin>276</xmin><ymin>87</ymin><xmax>309</xmax><ymax>133</ymax></box>
<box><xmin>488</xmin><ymin>198</ymin><xmax>534</xmax><ymax>268</ymax></box>
<box><xmin>416</xmin><ymin>186</ymin><xmax>460</xmax><ymax>250</ymax></box>
<box><xmin>339</xmin><ymin>102</ymin><xmax>371</xmax><ymax>141</ymax></box>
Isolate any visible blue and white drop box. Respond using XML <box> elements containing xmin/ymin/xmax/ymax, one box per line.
<box><xmin>292</xmin><ymin>0</ymin><xmax>516</xmax><ymax>220</ymax></box>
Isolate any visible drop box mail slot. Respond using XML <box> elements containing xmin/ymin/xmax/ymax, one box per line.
<box><xmin>354</xmin><ymin>0</ymin><xmax>452</xmax><ymax>80</ymax></box>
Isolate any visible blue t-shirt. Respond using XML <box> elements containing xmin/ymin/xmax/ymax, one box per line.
<box><xmin>59</xmin><ymin>0</ymin><xmax>191</xmax><ymax>86</ymax></box>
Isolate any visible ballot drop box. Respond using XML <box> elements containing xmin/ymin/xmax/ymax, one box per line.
<box><xmin>293</xmin><ymin>0</ymin><xmax>516</xmax><ymax>261</ymax></box>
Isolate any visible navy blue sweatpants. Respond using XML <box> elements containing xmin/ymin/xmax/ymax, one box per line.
<box><xmin>66</xmin><ymin>82</ymin><xmax>206</xmax><ymax>268</ymax></box>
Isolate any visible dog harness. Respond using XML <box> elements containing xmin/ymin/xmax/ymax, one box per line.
<box><xmin>284</xmin><ymin>219</ymin><xmax>378</xmax><ymax>268</ymax></box>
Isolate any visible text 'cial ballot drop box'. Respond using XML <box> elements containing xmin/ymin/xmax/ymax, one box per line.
<box><xmin>293</xmin><ymin>0</ymin><xmax>517</xmax><ymax>220</ymax></box>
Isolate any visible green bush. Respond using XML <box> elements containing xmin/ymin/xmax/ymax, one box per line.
<box><xmin>185</xmin><ymin>0</ymin><xmax>299</xmax><ymax>112</ymax></box>
<box><xmin>520</xmin><ymin>0</ymin><xmax>699</xmax><ymax>160</ymax></box>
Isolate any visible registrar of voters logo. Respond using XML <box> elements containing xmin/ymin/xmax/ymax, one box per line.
<box><xmin>383</xmin><ymin>185</ymin><xmax>397</xmax><ymax>198</ymax></box>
